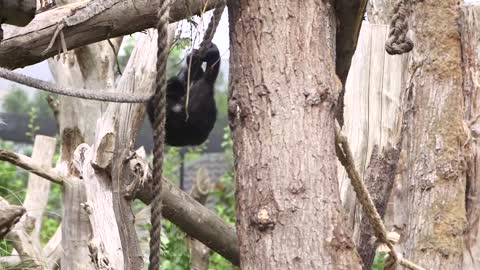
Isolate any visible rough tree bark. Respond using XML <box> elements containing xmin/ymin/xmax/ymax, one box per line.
<box><xmin>396</xmin><ymin>0</ymin><xmax>467</xmax><ymax>268</ymax></box>
<box><xmin>460</xmin><ymin>4</ymin><xmax>480</xmax><ymax>269</ymax></box>
<box><xmin>228</xmin><ymin>0</ymin><xmax>362</xmax><ymax>269</ymax></box>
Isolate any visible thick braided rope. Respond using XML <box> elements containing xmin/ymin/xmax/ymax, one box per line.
<box><xmin>334</xmin><ymin>127</ymin><xmax>425</xmax><ymax>270</ymax></box>
<box><xmin>0</xmin><ymin>67</ymin><xmax>150</xmax><ymax>103</ymax></box>
<box><xmin>385</xmin><ymin>0</ymin><xmax>414</xmax><ymax>55</ymax></box>
<box><xmin>148</xmin><ymin>0</ymin><xmax>170</xmax><ymax>269</ymax></box>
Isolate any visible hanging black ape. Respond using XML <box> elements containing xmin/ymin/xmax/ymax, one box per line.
<box><xmin>147</xmin><ymin>42</ymin><xmax>220</xmax><ymax>146</ymax></box>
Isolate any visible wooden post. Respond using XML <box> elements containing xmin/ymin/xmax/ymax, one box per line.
<box><xmin>0</xmin><ymin>0</ymin><xmax>36</xmax><ymax>26</ymax></box>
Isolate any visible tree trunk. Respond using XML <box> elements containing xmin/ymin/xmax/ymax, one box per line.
<box><xmin>47</xmin><ymin>0</ymin><xmax>122</xmax><ymax>267</ymax></box>
<box><xmin>227</xmin><ymin>1</ymin><xmax>362</xmax><ymax>269</ymax></box>
<box><xmin>460</xmin><ymin>4</ymin><xmax>480</xmax><ymax>269</ymax></box>
<box><xmin>397</xmin><ymin>0</ymin><xmax>467</xmax><ymax>268</ymax></box>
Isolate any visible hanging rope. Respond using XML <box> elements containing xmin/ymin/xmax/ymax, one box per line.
<box><xmin>385</xmin><ymin>0</ymin><xmax>414</xmax><ymax>55</ymax></box>
<box><xmin>198</xmin><ymin>0</ymin><xmax>225</xmax><ymax>56</ymax></box>
<box><xmin>148</xmin><ymin>0</ymin><xmax>170</xmax><ymax>269</ymax></box>
<box><xmin>335</xmin><ymin>127</ymin><xmax>425</xmax><ymax>270</ymax></box>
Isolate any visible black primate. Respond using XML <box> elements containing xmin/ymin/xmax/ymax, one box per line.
<box><xmin>147</xmin><ymin>43</ymin><xmax>220</xmax><ymax>146</ymax></box>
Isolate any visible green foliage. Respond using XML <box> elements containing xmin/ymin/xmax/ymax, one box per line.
<box><xmin>25</xmin><ymin>107</ymin><xmax>40</xmax><ymax>143</ymax></box>
<box><xmin>161</xmin><ymin>221</ymin><xmax>190</xmax><ymax>270</ymax></box>
<box><xmin>0</xmin><ymin>141</ymin><xmax>28</xmax><ymax>204</ymax></box>
<box><xmin>2</xmin><ymin>86</ymin><xmax>31</xmax><ymax>114</ymax></box>
<box><xmin>371</xmin><ymin>252</ymin><xmax>387</xmax><ymax>270</ymax></box>
<box><xmin>0</xmin><ymin>140</ymin><xmax>29</xmax><ymax>256</ymax></box>
<box><xmin>2</xmin><ymin>86</ymin><xmax>57</xmax><ymax>120</ymax></box>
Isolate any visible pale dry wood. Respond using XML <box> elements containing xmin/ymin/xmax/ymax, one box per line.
<box><xmin>43</xmin><ymin>225</ymin><xmax>62</xmax><ymax>270</ymax></box>
<box><xmin>72</xmin><ymin>143</ymin><xmax>123</xmax><ymax>269</ymax></box>
<box><xmin>338</xmin><ymin>22</ymin><xmax>407</xmax><ymax>226</ymax></box>
<box><xmin>106</xmin><ymin>29</ymin><xmax>159</xmax><ymax>269</ymax></box>
<box><xmin>23</xmin><ymin>135</ymin><xmax>56</xmax><ymax>246</ymax></box>
<box><xmin>0</xmin><ymin>0</ymin><xmax>222</xmax><ymax>69</ymax></box>
<box><xmin>460</xmin><ymin>4</ymin><xmax>480</xmax><ymax>270</ymax></box>
<box><xmin>336</xmin><ymin>23</ymin><xmax>409</xmax><ymax>268</ymax></box>
<box><xmin>47</xmin><ymin>0</ymin><xmax>122</xmax><ymax>267</ymax></box>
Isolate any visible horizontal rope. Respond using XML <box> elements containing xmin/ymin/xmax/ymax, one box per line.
<box><xmin>0</xmin><ymin>67</ymin><xmax>151</xmax><ymax>103</ymax></box>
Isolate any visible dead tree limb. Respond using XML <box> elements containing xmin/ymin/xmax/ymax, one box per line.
<box><xmin>0</xmin><ymin>200</ymin><xmax>25</xmax><ymax>240</ymax></box>
<box><xmin>0</xmin><ymin>149</ymin><xmax>66</xmax><ymax>185</ymax></box>
<box><xmin>0</xmin><ymin>0</ymin><xmax>221</xmax><ymax>69</ymax></box>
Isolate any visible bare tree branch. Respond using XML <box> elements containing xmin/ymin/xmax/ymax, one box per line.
<box><xmin>0</xmin><ymin>150</ymin><xmax>66</xmax><ymax>185</ymax></box>
<box><xmin>0</xmin><ymin>0</ymin><xmax>222</xmax><ymax>69</ymax></box>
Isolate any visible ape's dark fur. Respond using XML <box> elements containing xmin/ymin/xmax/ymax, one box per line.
<box><xmin>147</xmin><ymin>43</ymin><xmax>220</xmax><ymax>146</ymax></box>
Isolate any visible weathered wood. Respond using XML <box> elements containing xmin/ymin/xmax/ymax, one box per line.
<box><xmin>0</xmin><ymin>203</ymin><xmax>25</xmax><ymax>239</ymax></box>
<box><xmin>460</xmin><ymin>4</ymin><xmax>480</xmax><ymax>270</ymax></box>
<box><xmin>0</xmin><ymin>149</ymin><xmax>66</xmax><ymax>184</ymax></box>
<box><xmin>397</xmin><ymin>1</ymin><xmax>466</xmax><ymax>269</ymax></box>
<box><xmin>228</xmin><ymin>1</ymin><xmax>362</xmax><ymax>269</ymax></box>
<box><xmin>47</xmin><ymin>0</ymin><xmax>121</xmax><ymax>266</ymax></box>
<box><xmin>338</xmin><ymin>23</ymin><xmax>408</xmax><ymax>234</ymax></box>
<box><xmin>23</xmin><ymin>135</ymin><xmax>56</xmax><ymax>246</ymax></box>
<box><xmin>0</xmin><ymin>0</ymin><xmax>221</xmax><ymax>69</ymax></box>
<box><xmin>72</xmin><ymin>143</ymin><xmax>124</xmax><ymax>269</ymax></box>
<box><xmin>0</xmin><ymin>0</ymin><xmax>36</xmax><ymax>26</ymax></box>
<box><xmin>108</xmin><ymin>29</ymin><xmax>158</xmax><ymax>270</ymax></box>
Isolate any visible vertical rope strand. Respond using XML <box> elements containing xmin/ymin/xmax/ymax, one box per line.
<box><xmin>149</xmin><ymin>0</ymin><xmax>170</xmax><ymax>269</ymax></box>
<box><xmin>198</xmin><ymin>0</ymin><xmax>225</xmax><ymax>55</ymax></box>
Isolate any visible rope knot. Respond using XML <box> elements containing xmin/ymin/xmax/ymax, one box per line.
<box><xmin>385</xmin><ymin>0</ymin><xmax>414</xmax><ymax>55</ymax></box>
